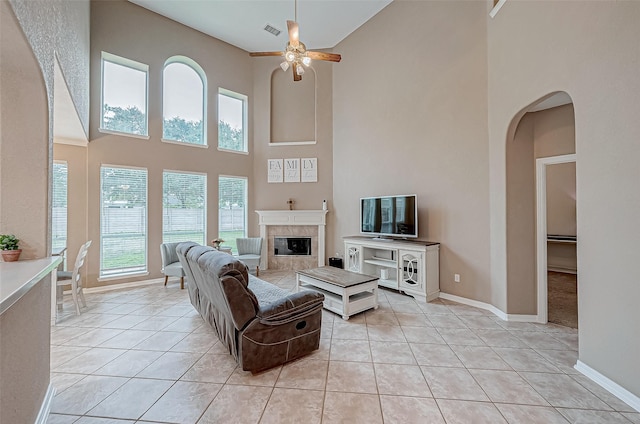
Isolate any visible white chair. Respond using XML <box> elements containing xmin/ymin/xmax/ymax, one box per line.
<box><xmin>161</xmin><ymin>242</ymin><xmax>185</xmax><ymax>289</ymax></box>
<box><xmin>235</xmin><ymin>237</ymin><xmax>263</xmax><ymax>276</ymax></box>
<box><xmin>57</xmin><ymin>240</ymin><xmax>91</xmax><ymax>316</ymax></box>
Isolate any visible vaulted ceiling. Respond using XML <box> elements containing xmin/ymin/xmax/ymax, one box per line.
<box><xmin>128</xmin><ymin>0</ymin><xmax>393</xmax><ymax>52</ymax></box>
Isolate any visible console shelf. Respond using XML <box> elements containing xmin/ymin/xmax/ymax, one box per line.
<box><xmin>344</xmin><ymin>236</ymin><xmax>440</xmax><ymax>302</ymax></box>
<box><xmin>363</xmin><ymin>257</ymin><xmax>397</xmax><ymax>268</ymax></box>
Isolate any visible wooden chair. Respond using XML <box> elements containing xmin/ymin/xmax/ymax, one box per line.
<box><xmin>56</xmin><ymin>240</ymin><xmax>91</xmax><ymax>316</ymax></box>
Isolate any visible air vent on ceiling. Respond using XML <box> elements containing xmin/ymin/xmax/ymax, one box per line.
<box><xmin>264</xmin><ymin>24</ymin><xmax>281</xmax><ymax>37</ymax></box>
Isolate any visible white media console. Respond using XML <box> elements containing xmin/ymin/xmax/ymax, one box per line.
<box><xmin>343</xmin><ymin>236</ymin><xmax>440</xmax><ymax>302</ymax></box>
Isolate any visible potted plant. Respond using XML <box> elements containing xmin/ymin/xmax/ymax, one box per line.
<box><xmin>0</xmin><ymin>234</ymin><xmax>22</xmax><ymax>262</ymax></box>
<box><xmin>211</xmin><ymin>238</ymin><xmax>225</xmax><ymax>250</ymax></box>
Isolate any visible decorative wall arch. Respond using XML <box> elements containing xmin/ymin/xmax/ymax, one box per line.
<box><xmin>269</xmin><ymin>66</ymin><xmax>317</xmax><ymax>145</ymax></box>
<box><xmin>505</xmin><ymin>91</ymin><xmax>576</xmax><ymax>317</ymax></box>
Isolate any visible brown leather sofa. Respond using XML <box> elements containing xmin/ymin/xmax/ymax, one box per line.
<box><xmin>176</xmin><ymin>242</ymin><xmax>324</xmax><ymax>373</ymax></box>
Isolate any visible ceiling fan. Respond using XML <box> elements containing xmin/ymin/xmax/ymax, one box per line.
<box><xmin>249</xmin><ymin>1</ymin><xmax>341</xmax><ymax>82</ymax></box>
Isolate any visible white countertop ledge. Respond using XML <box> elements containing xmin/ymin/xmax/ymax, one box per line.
<box><xmin>0</xmin><ymin>257</ymin><xmax>62</xmax><ymax>315</ymax></box>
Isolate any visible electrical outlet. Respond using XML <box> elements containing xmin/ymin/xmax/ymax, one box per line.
<box><xmin>454</xmin><ymin>274</ymin><xmax>461</xmax><ymax>283</ymax></box>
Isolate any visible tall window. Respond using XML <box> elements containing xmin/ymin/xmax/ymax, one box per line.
<box><xmin>163</xmin><ymin>58</ymin><xmax>206</xmax><ymax>145</ymax></box>
<box><xmin>52</xmin><ymin>162</ymin><xmax>68</xmax><ymax>255</ymax></box>
<box><xmin>218</xmin><ymin>88</ymin><xmax>247</xmax><ymax>152</ymax></box>
<box><xmin>163</xmin><ymin>171</ymin><xmax>206</xmax><ymax>245</ymax></box>
<box><xmin>218</xmin><ymin>176</ymin><xmax>247</xmax><ymax>253</ymax></box>
<box><xmin>100</xmin><ymin>52</ymin><xmax>148</xmax><ymax>136</ymax></box>
<box><xmin>100</xmin><ymin>166</ymin><xmax>147</xmax><ymax>277</ymax></box>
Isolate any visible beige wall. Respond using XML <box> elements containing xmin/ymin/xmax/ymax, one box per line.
<box><xmin>488</xmin><ymin>1</ymin><xmax>640</xmax><ymax>396</ymax></box>
<box><xmin>333</xmin><ymin>1</ymin><xmax>491</xmax><ymax>302</ymax></box>
<box><xmin>546</xmin><ymin>161</ymin><xmax>577</xmax><ymax>272</ymax></box>
<box><xmin>0</xmin><ymin>278</ymin><xmax>52</xmax><ymax>424</ymax></box>
<box><xmin>252</xmin><ymin>57</ymin><xmax>334</xmax><ymax>252</ymax></box>
<box><xmin>0</xmin><ymin>1</ymin><xmax>89</xmax><ymax>420</ymax></box>
<box><xmin>0</xmin><ymin>0</ymin><xmax>49</xmax><ymax>259</ymax></box>
<box><xmin>506</xmin><ymin>113</ymin><xmax>536</xmax><ymax>314</ymax></box>
<box><xmin>270</xmin><ymin>67</ymin><xmax>316</xmax><ymax>143</ymax></box>
<box><xmin>84</xmin><ymin>0</ymin><xmax>255</xmax><ymax>287</ymax></box>
<box><xmin>0</xmin><ymin>4</ymin><xmax>52</xmax><ymax>421</ymax></box>
<box><xmin>546</xmin><ymin>162</ymin><xmax>576</xmax><ymax>237</ymax></box>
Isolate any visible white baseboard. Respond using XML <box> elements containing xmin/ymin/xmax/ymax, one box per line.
<box><xmin>438</xmin><ymin>292</ymin><xmax>507</xmax><ymax>320</ymax></box>
<box><xmin>83</xmin><ymin>278</ymin><xmax>165</xmax><ymax>294</ymax></box>
<box><xmin>438</xmin><ymin>292</ymin><xmax>540</xmax><ymax>323</ymax></box>
<box><xmin>548</xmin><ymin>266</ymin><xmax>577</xmax><ymax>275</ymax></box>
<box><xmin>575</xmin><ymin>360</ymin><xmax>640</xmax><ymax>412</ymax></box>
<box><xmin>505</xmin><ymin>313</ymin><xmax>541</xmax><ymax>322</ymax></box>
<box><xmin>35</xmin><ymin>383</ymin><xmax>56</xmax><ymax>424</ymax></box>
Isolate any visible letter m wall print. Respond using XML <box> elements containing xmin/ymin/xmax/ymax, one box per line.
<box><xmin>284</xmin><ymin>158</ymin><xmax>300</xmax><ymax>182</ymax></box>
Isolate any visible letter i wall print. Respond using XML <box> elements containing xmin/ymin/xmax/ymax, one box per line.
<box><xmin>284</xmin><ymin>158</ymin><xmax>300</xmax><ymax>182</ymax></box>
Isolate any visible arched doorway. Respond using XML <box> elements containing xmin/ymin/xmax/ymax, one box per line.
<box><xmin>505</xmin><ymin>92</ymin><xmax>577</xmax><ymax>327</ymax></box>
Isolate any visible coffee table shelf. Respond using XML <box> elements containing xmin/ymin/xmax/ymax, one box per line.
<box><xmin>296</xmin><ymin>266</ymin><xmax>379</xmax><ymax>320</ymax></box>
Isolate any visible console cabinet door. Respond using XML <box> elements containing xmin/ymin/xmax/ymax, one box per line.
<box><xmin>345</xmin><ymin>243</ymin><xmax>361</xmax><ymax>273</ymax></box>
<box><xmin>399</xmin><ymin>250</ymin><xmax>425</xmax><ymax>293</ymax></box>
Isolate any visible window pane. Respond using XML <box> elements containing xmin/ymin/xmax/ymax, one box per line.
<box><xmin>218</xmin><ymin>176</ymin><xmax>247</xmax><ymax>253</ymax></box>
<box><xmin>101</xmin><ymin>56</ymin><xmax>148</xmax><ymax>135</ymax></box>
<box><xmin>163</xmin><ymin>62</ymin><xmax>205</xmax><ymax>145</ymax></box>
<box><xmin>100</xmin><ymin>166</ymin><xmax>147</xmax><ymax>277</ymax></box>
<box><xmin>218</xmin><ymin>90</ymin><xmax>247</xmax><ymax>152</ymax></box>
<box><xmin>52</xmin><ymin>162</ymin><xmax>68</xmax><ymax>258</ymax></box>
<box><xmin>163</xmin><ymin>171</ymin><xmax>206</xmax><ymax>245</ymax></box>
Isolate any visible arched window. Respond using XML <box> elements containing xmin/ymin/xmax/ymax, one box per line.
<box><xmin>162</xmin><ymin>57</ymin><xmax>206</xmax><ymax>146</ymax></box>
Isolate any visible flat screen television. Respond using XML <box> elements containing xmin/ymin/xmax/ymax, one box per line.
<box><xmin>360</xmin><ymin>194</ymin><xmax>418</xmax><ymax>238</ymax></box>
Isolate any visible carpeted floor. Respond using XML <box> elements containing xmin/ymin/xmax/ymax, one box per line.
<box><xmin>548</xmin><ymin>271</ymin><xmax>578</xmax><ymax>329</ymax></box>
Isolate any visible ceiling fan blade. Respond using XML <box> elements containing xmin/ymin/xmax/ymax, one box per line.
<box><xmin>249</xmin><ymin>51</ymin><xmax>284</xmax><ymax>57</ymax></box>
<box><xmin>287</xmin><ymin>20</ymin><xmax>299</xmax><ymax>47</ymax></box>
<box><xmin>307</xmin><ymin>51</ymin><xmax>342</xmax><ymax>63</ymax></box>
<box><xmin>292</xmin><ymin>63</ymin><xmax>302</xmax><ymax>81</ymax></box>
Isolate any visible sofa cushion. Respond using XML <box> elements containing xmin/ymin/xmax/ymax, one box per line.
<box><xmin>247</xmin><ymin>275</ymin><xmax>291</xmax><ymax>308</ymax></box>
<box><xmin>197</xmin><ymin>249</ymin><xmax>259</xmax><ymax>329</ymax></box>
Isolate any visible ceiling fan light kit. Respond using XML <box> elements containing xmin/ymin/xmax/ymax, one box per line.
<box><xmin>249</xmin><ymin>1</ymin><xmax>341</xmax><ymax>82</ymax></box>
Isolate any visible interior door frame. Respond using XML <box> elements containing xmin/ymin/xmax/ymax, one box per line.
<box><xmin>536</xmin><ymin>153</ymin><xmax>576</xmax><ymax>323</ymax></box>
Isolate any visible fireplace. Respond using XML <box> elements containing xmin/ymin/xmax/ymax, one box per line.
<box><xmin>256</xmin><ymin>210</ymin><xmax>328</xmax><ymax>270</ymax></box>
<box><xmin>274</xmin><ymin>237</ymin><xmax>312</xmax><ymax>256</ymax></box>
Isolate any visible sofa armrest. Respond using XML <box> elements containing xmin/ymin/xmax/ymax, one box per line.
<box><xmin>257</xmin><ymin>291</ymin><xmax>324</xmax><ymax>325</ymax></box>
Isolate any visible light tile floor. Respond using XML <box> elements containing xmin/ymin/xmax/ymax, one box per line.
<box><xmin>47</xmin><ymin>271</ymin><xmax>639</xmax><ymax>424</ymax></box>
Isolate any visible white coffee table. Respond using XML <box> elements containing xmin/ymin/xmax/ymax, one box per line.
<box><xmin>296</xmin><ymin>266</ymin><xmax>379</xmax><ymax>320</ymax></box>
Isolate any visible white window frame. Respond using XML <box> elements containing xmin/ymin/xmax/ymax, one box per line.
<box><xmin>99</xmin><ymin>164</ymin><xmax>148</xmax><ymax>280</ymax></box>
<box><xmin>217</xmin><ymin>88</ymin><xmax>248</xmax><ymax>154</ymax></box>
<box><xmin>162</xmin><ymin>56</ymin><xmax>208</xmax><ymax>148</ymax></box>
<box><xmin>218</xmin><ymin>175</ymin><xmax>248</xmax><ymax>253</ymax></box>
<box><xmin>52</xmin><ymin>160</ymin><xmax>68</xmax><ymax>267</ymax></box>
<box><xmin>99</xmin><ymin>51</ymin><xmax>150</xmax><ymax>139</ymax></box>
<box><xmin>162</xmin><ymin>169</ymin><xmax>207</xmax><ymax>245</ymax></box>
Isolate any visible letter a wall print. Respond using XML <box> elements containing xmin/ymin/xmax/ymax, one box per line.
<box><xmin>268</xmin><ymin>159</ymin><xmax>283</xmax><ymax>183</ymax></box>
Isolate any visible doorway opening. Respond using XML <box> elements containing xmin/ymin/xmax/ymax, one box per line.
<box><xmin>536</xmin><ymin>154</ymin><xmax>577</xmax><ymax>326</ymax></box>
<box><xmin>505</xmin><ymin>92</ymin><xmax>577</xmax><ymax>327</ymax></box>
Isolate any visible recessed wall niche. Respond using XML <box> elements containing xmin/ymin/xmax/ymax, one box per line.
<box><xmin>270</xmin><ymin>66</ymin><xmax>316</xmax><ymax>144</ymax></box>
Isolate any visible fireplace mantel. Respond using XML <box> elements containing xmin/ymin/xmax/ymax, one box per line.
<box><xmin>256</xmin><ymin>210</ymin><xmax>328</xmax><ymax>269</ymax></box>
